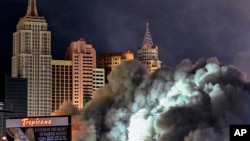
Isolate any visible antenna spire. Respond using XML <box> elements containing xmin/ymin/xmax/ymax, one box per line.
<box><xmin>26</xmin><ymin>0</ymin><xmax>38</xmax><ymax>16</ymax></box>
<box><xmin>142</xmin><ymin>21</ymin><xmax>153</xmax><ymax>47</ymax></box>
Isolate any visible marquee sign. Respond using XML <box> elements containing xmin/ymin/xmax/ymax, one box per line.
<box><xmin>6</xmin><ymin>116</ymin><xmax>71</xmax><ymax>141</ymax></box>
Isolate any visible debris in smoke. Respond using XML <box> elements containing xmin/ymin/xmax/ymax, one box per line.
<box><xmin>74</xmin><ymin>58</ymin><xmax>250</xmax><ymax>141</ymax></box>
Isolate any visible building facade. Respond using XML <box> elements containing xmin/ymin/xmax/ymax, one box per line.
<box><xmin>0</xmin><ymin>75</ymin><xmax>28</xmax><ymax>137</ymax></box>
<box><xmin>51</xmin><ymin>60</ymin><xmax>72</xmax><ymax>113</ymax></box>
<box><xmin>93</xmin><ymin>68</ymin><xmax>105</xmax><ymax>94</ymax></box>
<box><xmin>11</xmin><ymin>0</ymin><xmax>52</xmax><ymax>116</ymax></box>
<box><xmin>65</xmin><ymin>38</ymin><xmax>96</xmax><ymax>108</ymax></box>
<box><xmin>51</xmin><ymin>59</ymin><xmax>105</xmax><ymax>110</ymax></box>
<box><xmin>138</xmin><ymin>22</ymin><xmax>161</xmax><ymax>73</ymax></box>
<box><xmin>97</xmin><ymin>50</ymin><xmax>134</xmax><ymax>82</ymax></box>
<box><xmin>5</xmin><ymin>76</ymin><xmax>28</xmax><ymax>118</ymax></box>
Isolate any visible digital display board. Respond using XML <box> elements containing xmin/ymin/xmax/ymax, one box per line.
<box><xmin>6</xmin><ymin>116</ymin><xmax>71</xmax><ymax>141</ymax></box>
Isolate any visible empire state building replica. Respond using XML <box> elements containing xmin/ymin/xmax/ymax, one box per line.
<box><xmin>138</xmin><ymin>21</ymin><xmax>161</xmax><ymax>73</ymax></box>
<box><xmin>12</xmin><ymin>0</ymin><xmax>52</xmax><ymax>116</ymax></box>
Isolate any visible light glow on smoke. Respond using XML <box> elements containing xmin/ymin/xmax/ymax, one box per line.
<box><xmin>127</xmin><ymin>109</ymin><xmax>154</xmax><ymax>141</ymax></box>
<box><xmin>74</xmin><ymin>59</ymin><xmax>250</xmax><ymax>141</ymax></box>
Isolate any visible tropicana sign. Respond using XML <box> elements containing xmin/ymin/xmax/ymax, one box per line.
<box><xmin>21</xmin><ymin>118</ymin><xmax>52</xmax><ymax>127</ymax></box>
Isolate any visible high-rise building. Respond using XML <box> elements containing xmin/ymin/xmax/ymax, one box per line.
<box><xmin>138</xmin><ymin>21</ymin><xmax>161</xmax><ymax>73</ymax></box>
<box><xmin>65</xmin><ymin>38</ymin><xmax>96</xmax><ymax>108</ymax></box>
<box><xmin>51</xmin><ymin>59</ymin><xmax>104</xmax><ymax>111</ymax></box>
<box><xmin>93</xmin><ymin>68</ymin><xmax>105</xmax><ymax>94</ymax></box>
<box><xmin>0</xmin><ymin>75</ymin><xmax>27</xmax><ymax>137</ymax></box>
<box><xmin>51</xmin><ymin>60</ymin><xmax>72</xmax><ymax>113</ymax></box>
<box><xmin>97</xmin><ymin>50</ymin><xmax>134</xmax><ymax>82</ymax></box>
<box><xmin>11</xmin><ymin>0</ymin><xmax>52</xmax><ymax>116</ymax></box>
<box><xmin>5</xmin><ymin>76</ymin><xmax>28</xmax><ymax>117</ymax></box>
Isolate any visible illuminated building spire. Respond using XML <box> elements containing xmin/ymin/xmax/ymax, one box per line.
<box><xmin>26</xmin><ymin>0</ymin><xmax>38</xmax><ymax>16</ymax></box>
<box><xmin>142</xmin><ymin>21</ymin><xmax>154</xmax><ymax>47</ymax></box>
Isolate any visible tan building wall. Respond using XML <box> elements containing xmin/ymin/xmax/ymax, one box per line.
<box><xmin>93</xmin><ymin>68</ymin><xmax>105</xmax><ymax>95</ymax></box>
<box><xmin>51</xmin><ymin>60</ymin><xmax>72</xmax><ymax>113</ymax></box>
<box><xmin>138</xmin><ymin>46</ymin><xmax>161</xmax><ymax>73</ymax></box>
<box><xmin>12</xmin><ymin>0</ymin><xmax>52</xmax><ymax>116</ymax></box>
<box><xmin>66</xmin><ymin>38</ymin><xmax>96</xmax><ymax>108</ymax></box>
<box><xmin>97</xmin><ymin>50</ymin><xmax>134</xmax><ymax>82</ymax></box>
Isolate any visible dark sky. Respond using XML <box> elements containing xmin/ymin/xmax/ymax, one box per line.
<box><xmin>1</xmin><ymin>0</ymin><xmax>250</xmax><ymax>76</ymax></box>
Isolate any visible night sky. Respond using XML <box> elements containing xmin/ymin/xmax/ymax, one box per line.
<box><xmin>1</xmin><ymin>0</ymin><xmax>250</xmax><ymax>78</ymax></box>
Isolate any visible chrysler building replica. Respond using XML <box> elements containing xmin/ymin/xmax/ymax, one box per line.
<box><xmin>12</xmin><ymin>0</ymin><xmax>52</xmax><ymax>116</ymax></box>
<box><xmin>138</xmin><ymin>21</ymin><xmax>161</xmax><ymax>73</ymax></box>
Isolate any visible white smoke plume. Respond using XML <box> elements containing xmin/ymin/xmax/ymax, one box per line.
<box><xmin>75</xmin><ymin>58</ymin><xmax>250</xmax><ymax>141</ymax></box>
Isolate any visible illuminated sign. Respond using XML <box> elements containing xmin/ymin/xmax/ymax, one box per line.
<box><xmin>6</xmin><ymin>116</ymin><xmax>69</xmax><ymax>128</ymax></box>
<box><xmin>6</xmin><ymin>116</ymin><xmax>71</xmax><ymax>141</ymax></box>
<box><xmin>21</xmin><ymin>118</ymin><xmax>52</xmax><ymax>127</ymax></box>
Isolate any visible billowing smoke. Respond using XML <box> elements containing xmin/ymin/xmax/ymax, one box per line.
<box><xmin>51</xmin><ymin>101</ymin><xmax>84</xmax><ymax>141</ymax></box>
<box><xmin>74</xmin><ymin>58</ymin><xmax>250</xmax><ymax>141</ymax></box>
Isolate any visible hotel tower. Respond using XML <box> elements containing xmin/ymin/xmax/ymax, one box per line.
<box><xmin>66</xmin><ymin>38</ymin><xmax>97</xmax><ymax>108</ymax></box>
<box><xmin>138</xmin><ymin>21</ymin><xmax>161</xmax><ymax>73</ymax></box>
<box><xmin>11</xmin><ymin>0</ymin><xmax>52</xmax><ymax>116</ymax></box>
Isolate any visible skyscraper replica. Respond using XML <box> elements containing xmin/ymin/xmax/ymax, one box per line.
<box><xmin>138</xmin><ymin>22</ymin><xmax>161</xmax><ymax>73</ymax></box>
<box><xmin>11</xmin><ymin>0</ymin><xmax>52</xmax><ymax>116</ymax></box>
<box><xmin>66</xmin><ymin>38</ymin><xmax>97</xmax><ymax>108</ymax></box>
